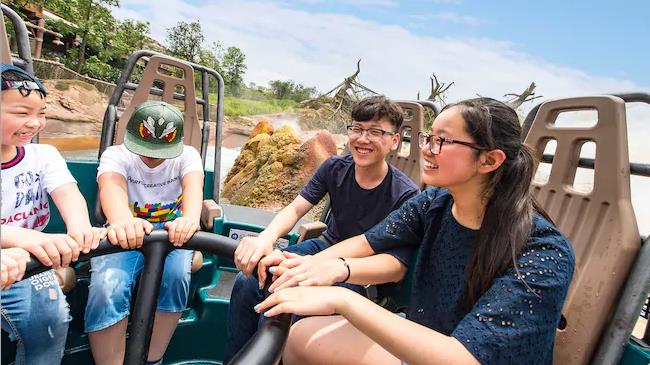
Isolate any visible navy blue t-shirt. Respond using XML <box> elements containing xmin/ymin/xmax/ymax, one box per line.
<box><xmin>299</xmin><ymin>155</ymin><xmax>419</xmax><ymax>244</ymax></box>
<box><xmin>366</xmin><ymin>188</ymin><xmax>575</xmax><ymax>365</ymax></box>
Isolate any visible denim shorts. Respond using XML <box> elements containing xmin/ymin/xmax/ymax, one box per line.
<box><xmin>1</xmin><ymin>269</ymin><xmax>70</xmax><ymax>365</ymax></box>
<box><xmin>84</xmin><ymin>248</ymin><xmax>193</xmax><ymax>332</ymax></box>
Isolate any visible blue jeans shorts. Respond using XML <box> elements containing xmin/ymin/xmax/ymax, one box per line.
<box><xmin>1</xmin><ymin>269</ymin><xmax>70</xmax><ymax>365</ymax></box>
<box><xmin>84</xmin><ymin>246</ymin><xmax>193</xmax><ymax>333</ymax></box>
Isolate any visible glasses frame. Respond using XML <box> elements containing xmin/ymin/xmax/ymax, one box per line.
<box><xmin>418</xmin><ymin>132</ymin><xmax>486</xmax><ymax>155</ymax></box>
<box><xmin>346</xmin><ymin>125</ymin><xmax>396</xmax><ymax>140</ymax></box>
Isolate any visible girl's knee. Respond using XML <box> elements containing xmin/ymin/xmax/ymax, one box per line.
<box><xmin>283</xmin><ymin>319</ymin><xmax>318</xmax><ymax>363</ymax></box>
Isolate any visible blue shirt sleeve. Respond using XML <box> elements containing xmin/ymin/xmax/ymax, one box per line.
<box><xmin>365</xmin><ymin>189</ymin><xmax>439</xmax><ymax>265</ymax></box>
<box><xmin>451</xmin><ymin>222</ymin><xmax>575</xmax><ymax>365</ymax></box>
<box><xmin>299</xmin><ymin>157</ymin><xmax>332</xmax><ymax>205</ymax></box>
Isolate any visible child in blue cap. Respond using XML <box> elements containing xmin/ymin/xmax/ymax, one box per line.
<box><xmin>1</xmin><ymin>64</ymin><xmax>105</xmax><ymax>364</ymax></box>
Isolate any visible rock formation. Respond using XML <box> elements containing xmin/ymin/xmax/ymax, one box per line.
<box><xmin>41</xmin><ymin>79</ymin><xmax>107</xmax><ymax>138</ymax></box>
<box><xmin>222</xmin><ymin>120</ymin><xmax>337</xmax><ymax>211</ymax></box>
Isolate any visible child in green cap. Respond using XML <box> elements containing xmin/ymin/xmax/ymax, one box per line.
<box><xmin>85</xmin><ymin>100</ymin><xmax>204</xmax><ymax>365</ymax></box>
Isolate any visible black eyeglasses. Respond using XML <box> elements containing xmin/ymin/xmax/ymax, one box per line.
<box><xmin>417</xmin><ymin>132</ymin><xmax>486</xmax><ymax>155</ymax></box>
<box><xmin>346</xmin><ymin>125</ymin><xmax>396</xmax><ymax>141</ymax></box>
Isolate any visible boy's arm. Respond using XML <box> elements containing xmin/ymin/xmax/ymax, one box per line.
<box><xmin>235</xmin><ymin>195</ymin><xmax>314</xmax><ymax>275</ymax></box>
<box><xmin>165</xmin><ymin>171</ymin><xmax>203</xmax><ymax>246</ymax></box>
<box><xmin>49</xmin><ymin>182</ymin><xmax>106</xmax><ymax>253</ymax></box>
<box><xmin>98</xmin><ymin>172</ymin><xmax>152</xmax><ymax>249</ymax></box>
<box><xmin>1</xmin><ymin>225</ymin><xmax>77</xmax><ymax>268</ymax></box>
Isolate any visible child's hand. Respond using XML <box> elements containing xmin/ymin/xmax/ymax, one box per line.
<box><xmin>235</xmin><ymin>235</ymin><xmax>275</xmax><ymax>276</ymax></box>
<box><xmin>257</xmin><ymin>250</ymin><xmax>294</xmax><ymax>290</ymax></box>
<box><xmin>17</xmin><ymin>232</ymin><xmax>80</xmax><ymax>268</ymax></box>
<box><xmin>68</xmin><ymin>226</ymin><xmax>108</xmax><ymax>253</ymax></box>
<box><xmin>164</xmin><ymin>217</ymin><xmax>200</xmax><ymax>247</ymax></box>
<box><xmin>1</xmin><ymin>248</ymin><xmax>31</xmax><ymax>289</ymax></box>
<box><xmin>106</xmin><ymin>218</ymin><xmax>153</xmax><ymax>249</ymax></box>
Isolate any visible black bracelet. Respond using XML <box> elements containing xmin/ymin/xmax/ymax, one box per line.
<box><xmin>338</xmin><ymin>257</ymin><xmax>351</xmax><ymax>283</ymax></box>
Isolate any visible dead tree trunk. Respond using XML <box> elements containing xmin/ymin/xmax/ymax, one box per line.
<box><xmin>427</xmin><ymin>73</ymin><xmax>454</xmax><ymax>105</ymax></box>
<box><xmin>504</xmin><ymin>82</ymin><xmax>542</xmax><ymax>109</ymax></box>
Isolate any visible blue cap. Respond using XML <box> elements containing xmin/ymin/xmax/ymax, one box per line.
<box><xmin>1</xmin><ymin>63</ymin><xmax>47</xmax><ymax>96</ymax></box>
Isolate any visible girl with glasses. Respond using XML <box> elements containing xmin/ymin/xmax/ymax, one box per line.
<box><xmin>256</xmin><ymin>97</ymin><xmax>574</xmax><ymax>365</ymax></box>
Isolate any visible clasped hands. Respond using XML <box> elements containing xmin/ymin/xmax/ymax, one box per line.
<box><xmin>257</xmin><ymin>250</ymin><xmax>349</xmax><ymax>293</ymax></box>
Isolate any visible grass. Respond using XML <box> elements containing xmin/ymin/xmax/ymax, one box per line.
<box><xmin>209</xmin><ymin>95</ymin><xmax>300</xmax><ymax>116</ymax></box>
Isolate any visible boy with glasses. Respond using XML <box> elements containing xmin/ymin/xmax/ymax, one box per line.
<box><xmin>226</xmin><ymin>95</ymin><xmax>419</xmax><ymax>361</ymax></box>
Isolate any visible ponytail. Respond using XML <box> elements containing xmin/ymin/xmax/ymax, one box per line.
<box><xmin>447</xmin><ymin>98</ymin><xmax>548</xmax><ymax>311</ymax></box>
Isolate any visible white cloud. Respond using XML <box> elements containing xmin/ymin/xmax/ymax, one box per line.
<box><xmin>111</xmin><ymin>0</ymin><xmax>649</xmax><ymax>233</ymax></box>
<box><xmin>111</xmin><ymin>0</ymin><xmax>643</xmax><ymax>100</ymax></box>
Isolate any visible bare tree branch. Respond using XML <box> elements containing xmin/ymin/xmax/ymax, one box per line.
<box><xmin>504</xmin><ymin>82</ymin><xmax>542</xmax><ymax>109</ymax></box>
<box><xmin>428</xmin><ymin>73</ymin><xmax>454</xmax><ymax>104</ymax></box>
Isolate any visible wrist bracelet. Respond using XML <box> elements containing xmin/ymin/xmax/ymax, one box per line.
<box><xmin>338</xmin><ymin>257</ymin><xmax>351</xmax><ymax>283</ymax></box>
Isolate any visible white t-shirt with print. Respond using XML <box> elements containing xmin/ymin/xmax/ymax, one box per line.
<box><xmin>1</xmin><ymin>144</ymin><xmax>76</xmax><ymax>230</ymax></box>
<box><xmin>97</xmin><ymin>144</ymin><xmax>203</xmax><ymax>223</ymax></box>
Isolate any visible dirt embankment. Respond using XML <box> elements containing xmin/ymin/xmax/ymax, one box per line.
<box><xmin>41</xmin><ymin>79</ymin><xmax>347</xmax><ymax>152</ymax></box>
<box><xmin>39</xmin><ymin>80</ymin><xmax>106</xmax><ymax>150</ymax></box>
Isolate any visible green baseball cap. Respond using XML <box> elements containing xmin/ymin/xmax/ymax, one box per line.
<box><xmin>124</xmin><ymin>101</ymin><xmax>184</xmax><ymax>159</ymax></box>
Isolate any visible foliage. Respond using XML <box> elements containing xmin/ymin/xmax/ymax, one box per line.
<box><xmin>6</xmin><ymin>2</ymin><xmax>317</xmax><ymax>109</ymax></box>
<box><xmin>165</xmin><ymin>21</ymin><xmax>205</xmax><ymax>63</ymax></box>
<box><xmin>80</xmin><ymin>55</ymin><xmax>121</xmax><ymax>81</ymax></box>
<box><xmin>212</xmin><ymin>96</ymin><xmax>299</xmax><ymax>117</ymax></box>
<box><xmin>165</xmin><ymin>21</ymin><xmax>246</xmax><ymax>96</ymax></box>
<box><xmin>198</xmin><ymin>42</ymin><xmax>224</xmax><ymax>74</ymax></box>
<box><xmin>111</xmin><ymin>19</ymin><xmax>151</xmax><ymax>62</ymax></box>
<box><xmin>221</xmin><ymin>46</ymin><xmax>247</xmax><ymax>96</ymax></box>
<box><xmin>268</xmin><ymin>80</ymin><xmax>318</xmax><ymax>102</ymax></box>
<box><xmin>6</xmin><ymin>0</ymin><xmax>152</xmax><ymax>82</ymax></box>
<box><xmin>71</xmin><ymin>0</ymin><xmax>120</xmax><ymax>72</ymax></box>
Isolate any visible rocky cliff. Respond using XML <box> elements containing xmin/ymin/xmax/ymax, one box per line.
<box><xmin>222</xmin><ymin>120</ymin><xmax>338</xmax><ymax>212</ymax></box>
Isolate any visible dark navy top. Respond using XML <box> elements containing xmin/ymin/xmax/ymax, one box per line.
<box><xmin>366</xmin><ymin>188</ymin><xmax>575</xmax><ymax>365</ymax></box>
<box><xmin>300</xmin><ymin>155</ymin><xmax>419</xmax><ymax>244</ymax></box>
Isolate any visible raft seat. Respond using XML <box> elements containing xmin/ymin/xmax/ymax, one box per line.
<box><xmin>1</xmin><ymin>8</ymin><xmax>11</xmax><ymax>64</ymax></box>
<box><xmin>524</xmin><ymin>96</ymin><xmax>641</xmax><ymax>365</ymax></box>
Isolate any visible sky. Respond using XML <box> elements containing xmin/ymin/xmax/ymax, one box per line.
<box><xmin>109</xmin><ymin>0</ymin><xmax>649</xmax><ymax>233</ymax></box>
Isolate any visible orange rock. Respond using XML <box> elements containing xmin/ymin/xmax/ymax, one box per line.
<box><xmin>250</xmin><ymin>119</ymin><xmax>274</xmax><ymax>138</ymax></box>
<box><xmin>298</xmin><ymin>130</ymin><xmax>338</xmax><ymax>180</ymax></box>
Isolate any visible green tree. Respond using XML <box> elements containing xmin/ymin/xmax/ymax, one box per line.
<box><xmin>76</xmin><ymin>0</ymin><xmax>120</xmax><ymax>72</ymax></box>
<box><xmin>268</xmin><ymin>80</ymin><xmax>294</xmax><ymax>99</ymax></box>
<box><xmin>198</xmin><ymin>42</ymin><xmax>223</xmax><ymax>72</ymax></box>
<box><xmin>112</xmin><ymin>19</ymin><xmax>151</xmax><ymax>60</ymax></box>
<box><xmin>268</xmin><ymin>80</ymin><xmax>317</xmax><ymax>101</ymax></box>
<box><xmin>7</xmin><ymin>0</ymin><xmax>152</xmax><ymax>82</ymax></box>
<box><xmin>292</xmin><ymin>84</ymin><xmax>318</xmax><ymax>101</ymax></box>
<box><xmin>221</xmin><ymin>46</ymin><xmax>246</xmax><ymax>96</ymax></box>
<box><xmin>165</xmin><ymin>21</ymin><xmax>204</xmax><ymax>63</ymax></box>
